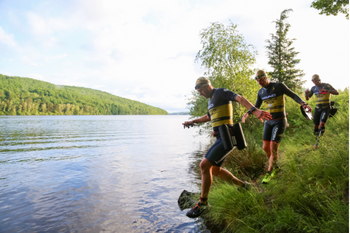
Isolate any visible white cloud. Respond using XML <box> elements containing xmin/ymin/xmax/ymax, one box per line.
<box><xmin>21</xmin><ymin>56</ymin><xmax>37</xmax><ymax>66</ymax></box>
<box><xmin>26</xmin><ymin>12</ymin><xmax>52</xmax><ymax>35</ymax></box>
<box><xmin>45</xmin><ymin>54</ymin><xmax>68</xmax><ymax>60</ymax></box>
<box><xmin>3</xmin><ymin>58</ymin><xmax>14</xmax><ymax>62</ymax></box>
<box><xmin>0</xmin><ymin>26</ymin><xmax>18</xmax><ymax>48</ymax></box>
<box><xmin>0</xmin><ymin>0</ymin><xmax>348</xmax><ymax>112</ymax></box>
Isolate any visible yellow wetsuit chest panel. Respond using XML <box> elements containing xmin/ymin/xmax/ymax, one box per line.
<box><xmin>207</xmin><ymin>88</ymin><xmax>237</xmax><ymax>130</ymax></box>
<box><xmin>310</xmin><ymin>83</ymin><xmax>334</xmax><ymax>109</ymax></box>
<box><xmin>315</xmin><ymin>93</ymin><xmax>331</xmax><ymax>107</ymax></box>
<box><xmin>263</xmin><ymin>95</ymin><xmax>285</xmax><ymax>113</ymax></box>
<box><xmin>209</xmin><ymin>103</ymin><xmax>233</xmax><ymax>127</ymax></box>
<box><xmin>255</xmin><ymin>82</ymin><xmax>304</xmax><ymax>120</ymax></box>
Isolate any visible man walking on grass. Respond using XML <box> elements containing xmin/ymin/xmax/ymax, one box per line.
<box><xmin>242</xmin><ymin>70</ymin><xmax>312</xmax><ymax>184</ymax></box>
<box><xmin>305</xmin><ymin>74</ymin><xmax>338</xmax><ymax>142</ymax></box>
<box><xmin>182</xmin><ymin>77</ymin><xmax>272</xmax><ymax>218</ymax></box>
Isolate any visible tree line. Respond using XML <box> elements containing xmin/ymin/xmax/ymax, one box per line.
<box><xmin>0</xmin><ymin>74</ymin><xmax>168</xmax><ymax>115</ymax></box>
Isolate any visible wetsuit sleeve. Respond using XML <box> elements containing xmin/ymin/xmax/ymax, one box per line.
<box><xmin>221</xmin><ymin>88</ymin><xmax>238</xmax><ymax>102</ymax></box>
<box><xmin>280</xmin><ymin>83</ymin><xmax>304</xmax><ymax>104</ymax></box>
<box><xmin>325</xmin><ymin>83</ymin><xmax>335</xmax><ymax>91</ymax></box>
<box><xmin>254</xmin><ymin>92</ymin><xmax>263</xmax><ymax>109</ymax></box>
<box><xmin>308</xmin><ymin>88</ymin><xmax>314</xmax><ymax>98</ymax></box>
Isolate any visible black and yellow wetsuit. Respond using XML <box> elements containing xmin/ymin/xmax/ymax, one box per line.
<box><xmin>207</xmin><ymin>88</ymin><xmax>237</xmax><ymax>137</ymax></box>
<box><xmin>307</xmin><ymin>83</ymin><xmax>335</xmax><ymax>124</ymax></box>
<box><xmin>205</xmin><ymin>88</ymin><xmax>238</xmax><ymax>166</ymax></box>
<box><xmin>254</xmin><ymin>82</ymin><xmax>305</xmax><ymax>142</ymax></box>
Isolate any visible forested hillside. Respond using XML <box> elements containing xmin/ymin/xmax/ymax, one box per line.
<box><xmin>0</xmin><ymin>74</ymin><xmax>168</xmax><ymax>115</ymax></box>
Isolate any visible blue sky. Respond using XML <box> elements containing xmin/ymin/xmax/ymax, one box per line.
<box><xmin>0</xmin><ymin>0</ymin><xmax>348</xmax><ymax>113</ymax></box>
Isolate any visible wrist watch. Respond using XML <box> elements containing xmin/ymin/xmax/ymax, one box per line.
<box><xmin>247</xmin><ymin>107</ymin><xmax>257</xmax><ymax>115</ymax></box>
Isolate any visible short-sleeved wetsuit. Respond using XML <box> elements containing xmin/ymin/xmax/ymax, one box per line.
<box><xmin>307</xmin><ymin>83</ymin><xmax>335</xmax><ymax>125</ymax></box>
<box><xmin>254</xmin><ymin>82</ymin><xmax>304</xmax><ymax>143</ymax></box>
<box><xmin>205</xmin><ymin>88</ymin><xmax>238</xmax><ymax>167</ymax></box>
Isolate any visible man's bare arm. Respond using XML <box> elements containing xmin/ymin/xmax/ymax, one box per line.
<box><xmin>183</xmin><ymin>115</ymin><xmax>210</xmax><ymax>128</ymax></box>
<box><xmin>235</xmin><ymin>95</ymin><xmax>272</xmax><ymax>122</ymax></box>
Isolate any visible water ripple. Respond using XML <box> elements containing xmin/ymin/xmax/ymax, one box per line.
<box><xmin>0</xmin><ymin>116</ymin><xmax>211</xmax><ymax>232</ymax></box>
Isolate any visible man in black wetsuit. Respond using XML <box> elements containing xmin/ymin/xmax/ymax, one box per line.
<box><xmin>182</xmin><ymin>77</ymin><xmax>272</xmax><ymax>218</ymax></box>
<box><xmin>305</xmin><ymin>74</ymin><xmax>339</xmax><ymax>138</ymax></box>
<box><xmin>242</xmin><ymin>70</ymin><xmax>312</xmax><ymax>184</ymax></box>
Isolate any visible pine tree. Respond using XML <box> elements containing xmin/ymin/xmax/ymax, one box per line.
<box><xmin>266</xmin><ymin>9</ymin><xmax>305</xmax><ymax>92</ymax></box>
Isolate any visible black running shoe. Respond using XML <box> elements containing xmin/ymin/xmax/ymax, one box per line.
<box><xmin>186</xmin><ymin>201</ymin><xmax>211</xmax><ymax>218</ymax></box>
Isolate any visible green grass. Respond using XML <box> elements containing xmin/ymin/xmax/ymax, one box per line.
<box><xmin>205</xmin><ymin>89</ymin><xmax>349</xmax><ymax>233</ymax></box>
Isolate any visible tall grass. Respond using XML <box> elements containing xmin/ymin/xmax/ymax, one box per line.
<box><xmin>205</xmin><ymin>89</ymin><xmax>349</xmax><ymax>232</ymax></box>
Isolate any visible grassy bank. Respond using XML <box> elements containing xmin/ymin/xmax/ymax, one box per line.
<box><xmin>205</xmin><ymin>89</ymin><xmax>349</xmax><ymax>233</ymax></box>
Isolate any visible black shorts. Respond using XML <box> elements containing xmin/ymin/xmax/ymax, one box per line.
<box><xmin>263</xmin><ymin>118</ymin><xmax>287</xmax><ymax>143</ymax></box>
<box><xmin>313</xmin><ymin>107</ymin><xmax>330</xmax><ymax>125</ymax></box>
<box><xmin>205</xmin><ymin>137</ymin><xmax>233</xmax><ymax>167</ymax></box>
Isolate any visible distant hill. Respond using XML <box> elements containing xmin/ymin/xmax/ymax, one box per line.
<box><xmin>0</xmin><ymin>74</ymin><xmax>168</xmax><ymax>115</ymax></box>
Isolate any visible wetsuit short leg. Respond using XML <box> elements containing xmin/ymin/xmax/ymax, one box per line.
<box><xmin>263</xmin><ymin>118</ymin><xmax>287</xmax><ymax>143</ymax></box>
<box><xmin>205</xmin><ymin>137</ymin><xmax>233</xmax><ymax>167</ymax></box>
<box><xmin>313</xmin><ymin>107</ymin><xmax>330</xmax><ymax>125</ymax></box>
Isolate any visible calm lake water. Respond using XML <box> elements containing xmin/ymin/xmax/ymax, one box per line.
<box><xmin>0</xmin><ymin>115</ymin><xmax>214</xmax><ymax>232</ymax></box>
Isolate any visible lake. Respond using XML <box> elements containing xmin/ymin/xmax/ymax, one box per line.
<box><xmin>0</xmin><ymin>115</ymin><xmax>214</xmax><ymax>232</ymax></box>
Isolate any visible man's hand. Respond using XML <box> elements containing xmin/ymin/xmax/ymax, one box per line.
<box><xmin>242</xmin><ymin>108</ymin><xmax>271</xmax><ymax>123</ymax></box>
<box><xmin>305</xmin><ymin>89</ymin><xmax>310</xmax><ymax>100</ymax></box>
<box><xmin>183</xmin><ymin>115</ymin><xmax>210</xmax><ymax>129</ymax></box>
<box><xmin>182</xmin><ymin>121</ymin><xmax>194</xmax><ymax>129</ymax></box>
<box><xmin>253</xmin><ymin>109</ymin><xmax>272</xmax><ymax>123</ymax></box>
<box><xmin>241</xmin><ymin>112</ymin><xmax>249</xmax><ymax>123</ymax></box>
<box><xmin>302</xmin><ymin>103</ymin><xmax>312</xmax><ymax>112</ymax></box>
<box><xmin>319</xmin><ymin>88</ymin><xmax>328</xmax><ymax>94</ymax></box>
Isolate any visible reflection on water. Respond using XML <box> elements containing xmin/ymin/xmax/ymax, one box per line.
<box><xmin>0</xmin><ymin>116</ymin><xmax>214</xmax><ymax>232</ymax></box>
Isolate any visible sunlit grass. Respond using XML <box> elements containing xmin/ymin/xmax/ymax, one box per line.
<box><xmin>205</xmin><ymin>89</ymin><xmax>349</xmax><ymax>232</ymax></box>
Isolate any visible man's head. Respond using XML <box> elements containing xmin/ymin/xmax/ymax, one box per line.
<box><xmin>255</xmin><ymin>70</ymin><xmax>269</xmax><ymax>87</ymax></box>
<box><xmin>195</xmin><ymin>77</ymin><xmax>213</xmax><ymax>98</ymax></box>
<box><xmin>312</xmin><ymin>74</ymin><xmax>321</xmax><ymax>85</ymax></box>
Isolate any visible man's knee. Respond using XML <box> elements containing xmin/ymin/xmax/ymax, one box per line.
<box><xmin>200</xmin><ymin>158</ymin><xmax>212</xmax><ymax>172</ymax></box>
<box><xmin>271</xmin><ymin>141</ymin><xmax>279</xmax><ymax>146</ymax></box>
<box><xmin>271</xmin><ymin>141</ymin><xmax>279</xmax><ymax>148</ymax></box>
<box><xmin>263</xmin><ymin>140</ymin><xmax>271</xmax><ymax>153</ymax></box>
